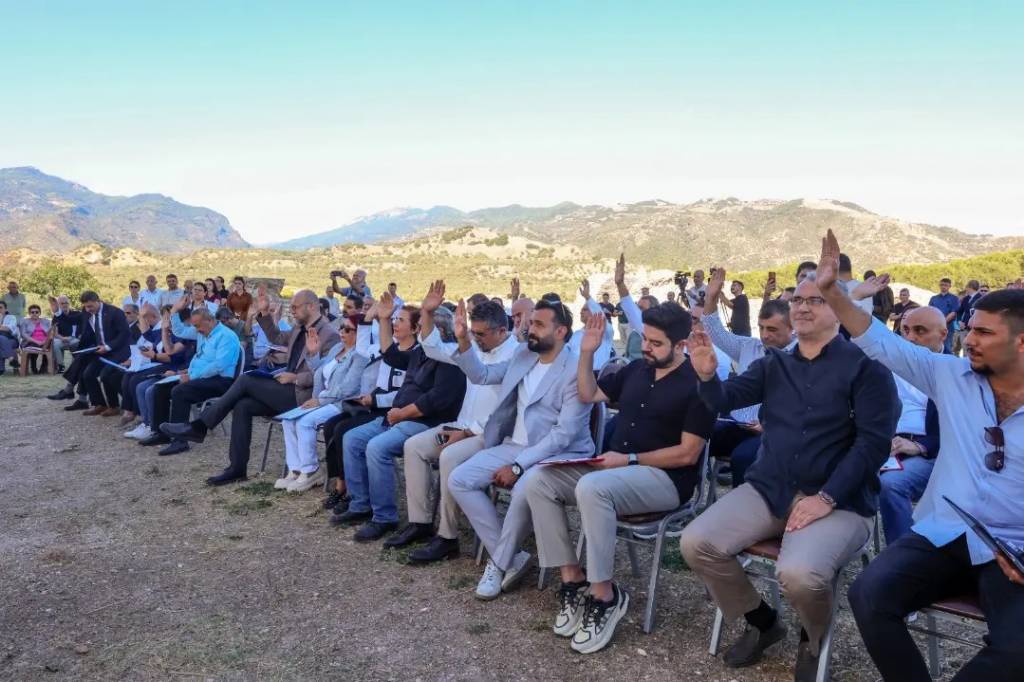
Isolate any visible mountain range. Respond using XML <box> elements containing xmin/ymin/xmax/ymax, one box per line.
<box><xmin>0</xmin><ymin>167</ymin><xmax>248</xmax><ymax>253</ymax></box>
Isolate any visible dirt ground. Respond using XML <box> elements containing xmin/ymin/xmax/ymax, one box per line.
<box><xmin>0</xmin><ymin>373</ymin><xmax>982</xmax><ymax>681</ymax></box>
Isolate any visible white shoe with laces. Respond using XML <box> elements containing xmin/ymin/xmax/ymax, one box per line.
<box><xmin>287</xmin><ymin>469</ymin><xmax>324</xmax><ymax>492</ymax></box>
<box><xmin>275</xmin><ymin>470</ymin><xmax>300</xmax><ymax>490</ymax></box>
<box><xmin>500</xmin><ymin>551</ymin><xmax>535</xmax><ymax>592</ymax></box>
<box><xmin>125</xmin><ymin>424</ymin><xmax>152</xmax><ymax>440</ymax></box>
<box><xmin>553</xmin><ymin>581</ymin><xmax>589</xmax><ymax>637</ymax></box>
<box><xmin>571</xmin><ymin>583</ymin><xmax>630</xmax><ymax>654</ymax></box>
<box><xmin>475</xmin><ymin>560</ymin><xmax>504</xmax><ymax>600</ymax></box>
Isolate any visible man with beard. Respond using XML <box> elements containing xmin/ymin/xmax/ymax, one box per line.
<box><xmin>521</xmin><ymin>302</ymin><xmax>715</xmax><ymax>654</ymax></box>
<box><xmin>447</xmin><ymin>299</ymin><xmax>594</xmax><ymax>601</ymax></box>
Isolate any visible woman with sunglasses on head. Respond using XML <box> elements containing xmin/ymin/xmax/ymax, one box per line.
<box><xmin>816</xmin><ymin>229</ymin><xmax>1024</xmax><ymax>682</ymax></box>
<box><xmin>275</xmin><ymin>315</ymin><xmax>371</xmax><ymax>493</ymax></box>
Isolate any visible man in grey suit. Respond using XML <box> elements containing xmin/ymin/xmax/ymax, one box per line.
<box><xmin>448</xmin><ymin>299</ymin><xmax>595</xmax><ymax>600</ymax></box>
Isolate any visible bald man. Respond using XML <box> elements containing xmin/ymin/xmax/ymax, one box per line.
<box><xmin>162</xmin><ymin>289</ymin><xmax>341</xmax><ymax>486</ymax></box>
<box><xmin>878</xmin><ymin>306</ymin><xmax>947</xmax><ymax>543</ymax></box>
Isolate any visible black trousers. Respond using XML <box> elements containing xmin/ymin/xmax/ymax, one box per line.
<box><xmin>323</xmin><ymin>409</ymin><xmax>381</xmax><ymax>479</ymax></box>
<box><xmin>197</xmin><ymin>374</ymin><xmax>297</xmax><ymax>474</ymax></box>
<box><xmin>152</xmin><ymin>376</ymin><xmax>235</xmax><ymax>432</ymax></box>
<box><xmin>849</xmin><ymin>532</ymin><xmax>1024</xmax><ymax>681</ymax></box>
<box><xmin>80</xmin><ymin>356</ymin><xmax>122</xmax><ymax>407</ymax></box>
<box><xmin>120</xmin><ymin>366</ymin><xmax>168</xmax><ymax>413</ymax></box>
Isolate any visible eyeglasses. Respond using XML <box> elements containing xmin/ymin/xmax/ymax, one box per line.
<box><xmin>790</xmin><ymin>296</ymin><xmax>826</xmax><ymax>308</ymax></box>
<box><xmin>984</xmin><ymin>426</ymin><xmax>1005</xmax><ymax>472</ymax></box>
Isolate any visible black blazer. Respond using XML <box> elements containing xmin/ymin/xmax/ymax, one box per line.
<box><xmin>79</xmin><ymin>303</ymin><xmax>131</xmax><ymax>363</ymax></box>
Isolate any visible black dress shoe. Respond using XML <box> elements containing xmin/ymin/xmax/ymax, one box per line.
<box><xmin>138</xmin><ymin>433</ymin><xmax>172</xmax><ymax>447</ymax></box>
<box><xmin>329</xmin><ymin>509</ymin><xmax>372</xmax><ymax>527</ymax></box>
<box><xmin>408</xmin><ymin>536</ymin><xmax>461</xmax><ymax>564</ymax></box>
<box><xmin>48</xmin><ymin>388</ymin><xmax>74</xmax><ymax>400</ymax></box>
<box><xmin>383</xmin><ymin>522</ymin><xmax>434</xmax><ymax>549</ymax></box>
<box><xmin>63</xmin><ymin>400</ymin><xmax>89</xmax><ymax>411</ymax></box>
<box><xmin>354</xmin><ymin>521</ymin><xmax>398</xmax><ymax>543</ymax></box>
<box><xmin>160</xmin><ymin>421</ymin><xmax>207</xmax><ymax>443</ymax></box>
<box><xmin>206</xmin><ymin>470</ymin><xmax>247</xmax><ymax>486</ymax></box>
<box><xmin>158</xmin><ymin>440</ymin><xmax>190</xmax><ymax>456</ymax></box>
<box><xmin>723</xmin><ymin>620</ymin><xmax>788</xmax><ymax>668</ymax></box>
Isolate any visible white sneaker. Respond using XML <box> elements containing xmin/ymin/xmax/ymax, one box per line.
<box><xmin>553</xmin><ymin>581</ymin><xmax>589</xmax><ymax>637</ymax></box>
<box><xmin>124</xmin><ymin>424</ymin><xmax>152</xmax><ymax>440</ymax></box>
<box><xmin>286</xmin><ymin>469</ymin><xmax>324</xmax><ymax>492</ymax></box>
<box><xmin>500</xmin><ymin>551</ymin><xmax>535</xmax><ymax>592</ymax></box>
<box><xmin>571</xmin><ymin>583</ymin><xmax>630</xmax><ymax>654</ymax></box>
<box><xmin>475</xmin><ymin>560</ymin><xmax>504</xmax><ymax>600</ymax></box>
<box><xmin>275</xmin><ymin>470</ymin><xmax>300</xmax><ymax>490</ymax></box>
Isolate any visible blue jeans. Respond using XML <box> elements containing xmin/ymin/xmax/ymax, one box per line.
<box><xmin>878</xmin><ymin>456</ymin><xmax>935</xmax><ymax>545</ymax></box>
<box><xmin>342</xmin><ymin>417</ymin><xmax>429</xmax><ymax>523</ymax></box>
<box><xmin>137</xmin><ymin>378</ymin><xmax>159</xmax><ymax>426</ymax></box>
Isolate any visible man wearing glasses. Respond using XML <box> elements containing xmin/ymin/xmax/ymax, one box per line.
<box><xmin>122</xmin><ymin>280</ymin><xmax>142</xmax><ymax>308</ymax></box>
<box><xmin>681</xmin><ymin>273</ymin><xmax>898</xmax><ymax>681</ymax></box>
<box><xmin>816</xmin><ymin>230</ymin><xmax>1024</xmax><ymax>682</ymax></box>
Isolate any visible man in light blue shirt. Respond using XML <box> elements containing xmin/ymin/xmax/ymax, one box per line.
<box><xmin>816</xmin><ymin>229</ymin><xmax>1024</xmax><ymax>682</ymax></box>
<box><xmin>928</xmin><ymin>277</ymin><xmax>960</xmax><ymax>354</ymax></box>
<box><xmin>140</xmin><ymin>308</ymin><xmax>241</xmax><ymax>456</ymax></box>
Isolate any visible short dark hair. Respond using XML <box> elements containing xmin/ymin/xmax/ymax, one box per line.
<box><xmin>732</xmin><ymin>280</ymin><xmax>744</xmax><ymax>291</ymax></box>
<box><xmin>838</xmin><ymin>253</ymin><xmax>852</xmax><ymax>274</ymax></box>
<box><xmin>640</xmin><ymin>295</ymin><xmax>659</xmax><ymax>307</ymax></box>
<box><xmin>973</xmin><ymin>289</ymin><xmax>1024</xmax><ymax>335</ymax></box>
<box><xmin>940</xmin><ymin>277</ymin><xmax>952</xmax><ymax>285</ymax></box>
<box><xmin>534</xmin><ymin>299</ymin><xmax>573</xmax><ymax>341</ymax></box>
<box><xmin>967</xmin><ymin>279</ymin><xmax>980</xmax><ymax>290</ymax></box>
<box><xmin>796</xmin><ymin>261</ymin><xmax>817</xmax><ymax>278</ymax></box>
<box><xmin>863</xmin><ymin>270</ymin><xmax>876</xmax><ymax>280</ymax></box>
<box><xmin>468</xmin><ymin>293</ymin><xmax>491</xmax><ymax>309</ymax></box>
<box><xmin>785</xmin><ymin>286</ymin><xmax>796</xmax><ymax>294</ymax></box>
<box><xmin>540</xmin><ymin>292</ymin><xmax>562</xmax><ymax>304</ymax></box>
<box><xmin>759</xmin><ymin>299</ymin><xmax>791</xmax><ymax>321</ymax></box>
<box><xmin>399</xmin><ymin>304</ymin><xmax>421</xmax><ymax>329</ymax></box>
<box><xmin>193</xmin><ymin>281</ymin><xmax>208</xmax><ymax>292</ymax></box>
<box><xmin>346</xmin><ymin>293</ymin><xmax>364</xmax><ymax>309</ymax></box>
<box><xmin>129</xmin><ymin>280</ymin><xmax>141</xmax><ymax>288</ymax></box>
<box><xmin>28</xmin><ymin>304</ymin><xmax>41</xmax><ymax>313</ymax></box>
<box><xmin>216</xmin><ymin>306</ymin><xmax>234</xmax><ymax>322</ymax></box>
<box><xmin>167</xmin><ymin>273</ymin><xmax>178</xmax><ymax>279</ymax></box>
<box><xmin>80</xmin><ymin>291</ymin><xmax>100</xmax><ymax>304</ymax></box>
<box><xmin>469</xmin><ymin>300</ymin><xmax>508</xmax><ymax>329</ymax></box>
<box><xmin>233</xmin><ymin>275</ymin><xmax>245</xmax><ymax>284</ymax></box>
<box><xmin>190</xmin><ymin>307</ymin><xmax>215</xmax><ymax>323</ymax></box>
<box><xmin>441</xmin><ymin>301</ymin><xmax>457</xmax><ymax>312</ymax></box>
<box><xmin>641</xmin><ymin>302</ymin><xmax>692</xmax><ymax>345</ymax></box>
<box><xmin>388</xmin><ymin>282</ymin><xmax>397</xmax><ymax>288</ymax></box>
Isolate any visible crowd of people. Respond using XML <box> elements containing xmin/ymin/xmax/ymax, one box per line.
<box><xmin>5</xmin><ymin>240</ymin><xmax>1023</xmax><ymax>681</ymax></box>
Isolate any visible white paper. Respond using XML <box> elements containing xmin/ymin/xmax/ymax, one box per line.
<box><xmin>274</xmin><ymin>405</ymin><xmax>318</xmax><ymax>421</ymax></box>
<box><xmin>156</xmin><ymin>374</ymin><xmax>182</xmax><ymax>385</ymax></box>
<box><xmin>880</xmin><ymin>455</ymin><xmax>903</xmax><ymax>472</ymax></box>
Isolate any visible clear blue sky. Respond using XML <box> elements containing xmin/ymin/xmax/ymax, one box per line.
<box><xmin>3</xmin><ymin>1</ymin><xmax>1022</xmax><ymax>243</ymax></box>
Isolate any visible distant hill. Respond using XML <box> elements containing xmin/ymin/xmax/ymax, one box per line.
<box><xmin>275</xmin><ymin>197</ymin><xmax>1024</xmax><ymax>270</ymax></box>
<box><xmin>0</xmin><ymin>167</ymin><xmax>249</xmax><ymax>253</ymax></box>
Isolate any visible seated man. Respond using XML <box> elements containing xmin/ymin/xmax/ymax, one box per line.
<box><xmin>140</xmin><ymin>307</ymin><xmax>241</xmax><ymax>455</ymax></box>
<box><xmin>524</xmin><ymin>303</ymin><xmax>714</xmax><ymax>654</ymax></box>
<box><xmin>876</xmin><ymin>305</ymin><xmax>945</xmax><ymax>544</ymax></box>
<box><xmin>76</xmin><ymin>291</ymin><xmax>132</xmax><ymax>417</ymax></box>
<box><xmin>17</xmin><ymin>304</ymin><xmax>51</xmax><ymax>374</ymax></box>
<box><xmin>333</xmin><ymin>294</ymin><xmax>465</xmax><ymax>542</ymax></box>
<box><xmin>0</xmin><ymin>300</ymin><xmax>18</xmax><ymax>374</ymax></box>
<box><xmin>389</xmin><ymin>283</ymin><xmax>519</xmax><ymax>562</ymax></box>
<box><xmin>679</xmin><ymin>274</ymin><xmax>898</xmax><ymax>682</ymax></box>
<box><xmin>160</xmin><ymin>290</ymin><xmax>339</xmax><ymax>482</ymax></box>
<box><xmin>447</xmin><ymin>299</ymin><xmax>593</xmax><ymax>600</ymax></box>
<box><xmin>702</xmin><ymin>267</ymin><xmax>794</xmax><ymax>486</ymax></box>
<box><xmin>814</xmin><ymin>230</ymin><xmax>1024</xmax><ymax>682</ymax></box>
<box><xmin>567</xmin><ymin>279</ymin><xmax>615</xmax><ymax>371</ymax></box>
<box><xmin>47</xmin><ymin>295</ymin><xmax>83</xmax><ymax>377</ymax></box>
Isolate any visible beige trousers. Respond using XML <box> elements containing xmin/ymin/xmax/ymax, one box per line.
<box><xmin>402</xmin><ymin>424</ymin><xmax>484</xmax><ymax>539</ymax></box>
<box><xmin>679</xmin><ymin>483</ymin><xmax>871</xmax><ymax>653</ymax></box>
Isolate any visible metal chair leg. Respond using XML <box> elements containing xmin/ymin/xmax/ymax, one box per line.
<box><xmin>709</xmin><ymin>607</ymin><xmax>725</xmax><ymax>655</ymax></box>
<box><xmin>641</xmin><ymin>523</ymin><xmax>668</xmax><ymax>633</ymax></box>
<box><xmin>814</xmin><ymin>574</ymin><xmax>842</xmax><ymax>682</ymax></box>
<box><xmin>259</xmin><ymin>421</ymin><xmax>276</xmax><ymax>474</ymax></box>
<box><xmin>625</xmin><ymin>532</ymin><xmax>642</xmax><ymax>578</ymax></box>
<box><xmin>537</xmin><ymin>567</ymin><xmax>548</xmax><ymax>591</ymax></box>
<box><xmin>926</xmin><ymin>612</ymin><xmax>941</xmax><ymax>677</ymax></box>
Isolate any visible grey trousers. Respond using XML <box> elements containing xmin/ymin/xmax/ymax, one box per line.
<box><xmin>402</xmin><ymin>424</ymin><xmax>485</xmax><ymax>539</ymax></box>
<box><xmin>679</xmin><ymin>483</ymin><xmax>872</xmax><ymax>654</ymax></box>
<box><xmin>525</xmin><ymin>464</ymin><xmax>680</xmax><ymax>583</ymax></box>
<box><xmin>51</xmin><ymin>336</ymin><xmax>79</xmax><ymax>368</ymax></box>
<box><xmin>448</xmin><ymin>442</ymin><xmax>535</xmax><ymax>571</ymax></box>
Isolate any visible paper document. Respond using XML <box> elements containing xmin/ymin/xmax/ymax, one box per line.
<box><xmin>72</xmin><ymin>346</ymin><xmax>100</xmax><ymax>355</ymax></box>
<box><xmin>155</xmin><ymin>374</ymin><xmax>182</xmax><ymax>385</ymax></box>
<box><xmin>880</xmin><ymin>455</ymin><xmax>904</xmax><ymax>472</ymax></box>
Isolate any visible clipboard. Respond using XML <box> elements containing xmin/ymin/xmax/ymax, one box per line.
<box><xmin>944</xmin><ymin>495</ymin><xmax>1024</xmax><ymax>573</ymax></box>
<box><xmin>540</xmin><ymin>456</ymin><xmax>605</xmax><ymax>466</ymax></box>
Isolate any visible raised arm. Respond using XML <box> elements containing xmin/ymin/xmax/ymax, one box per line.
<box><xmin>690</xmin><ymin>329</ymin><xmax>767</xmax><ymax>415</ymax></box>
<box><xmin>576</xmin><ymin>313</ymin><xmax>609</xmax><ymax>404</ymax></box>
<box><xmin>418</xmin><ymin>280</ymin><xmax>445</xmax><ymax>342</ymax></box>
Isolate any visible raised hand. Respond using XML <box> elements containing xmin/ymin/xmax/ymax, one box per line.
<box><xmin>687</xmin><ymin>329</ymin><xmax>719</xmax><ymax>381</ymax></box>
<box><xmin>614</xmin><ymin>254</ymin><xmax>626</xmax><ymax>288</ymax></box>
<box><xmin>579</xmin><ymin>278</ymin><xmax>591</xmax><ymax>301</ymax></box>
<box><xmin>377</xmin><ymin>291</ymin><xmax>396</xmax><ymax>320</ymax></box>
<box><xmin>851</xmin><ymin>273</ymin><xmax>892</xmax><ymax>301</ymax></box>
<box><xmin>816</xmin><ymin>229</ymin><xmax>841</xmax><ymax>292</ymax></box>
<box><xmin>580</xmin><ymin>310</ymin><xmax>606</xmax><ymax>354</ymax></box>
<box><xmin>256</xmin><ymin>288</ymin><xmax>270</xmax><ymax>314</ymax></box>
<box><xmin>421</xmin><ymin>280</ymin><xmax>445</xmax><ymax>313</ymax></box>
<box><xmin>305</xmin><ymin>326</ymin><xmax>320</xmax><ymax>354</ymax></box>
<box><xmin>454</xmin><ymin>298</ymin><xmax>469</xmax><ymax>341</ymax></box>
<box><xmin>171</xmin><ymin>293</ymin><xmax>189</xmax><ymax>313</ymax></box>
<box><xmin>705</xmin><ymin>266</ymin><xmax>726</xmax><ymax>305</ymax></box>
<box><xmin>510</xmin><ymin>277</ymin><xmax>521</xmax><ymax>301</ymax></box>
<box><xmin>763</xmin><ymin>277</ymin><xmax>777</xmax><ymax>298</ymax></box>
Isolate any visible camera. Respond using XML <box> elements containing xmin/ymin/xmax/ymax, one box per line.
<box><xmin>673</xmin><ymin>271</ymin><xmax>691</xmax><ymax>287</ymax></box>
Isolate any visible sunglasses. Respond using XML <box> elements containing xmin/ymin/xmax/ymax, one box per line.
<box><xmin>984</xmin><ymin>426</ymin><xmax>1005</xmax><ymax>472</ymax></box>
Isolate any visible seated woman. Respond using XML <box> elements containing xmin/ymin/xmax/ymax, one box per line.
<box><xmin>123</xmin><ymin>307</ymin><xmax>193</xmax><ymax>440</ymax></box>
<box><xmin>276</xmin><ymin>316</ymin><xmax>370</xmax><ymax>493</ymax></box>
<box><xmin>18</xmin><ymin>305</ymin><xmax>52</xmax><ymax>374</ymax></box>
<box><xmin>0</xmin><ymin>301</ymin><xmax>19</xmax><ymax>374</ymax></box>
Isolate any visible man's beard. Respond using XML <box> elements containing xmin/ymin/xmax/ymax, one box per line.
<box><xmin>643</xmin><ymin>351</ymin><xmax>674</xmax><ymax>369</ymax></box>
<box><xmin>527</xmin><ymin>335</ymin><xmax>554</xmax><ymax>353</ymax></box>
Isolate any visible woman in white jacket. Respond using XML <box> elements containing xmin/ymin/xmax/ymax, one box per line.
<box><xmin>277</xmin><ymin>317</ymin><xmax>370</xmax><ymax>492</ymax></box>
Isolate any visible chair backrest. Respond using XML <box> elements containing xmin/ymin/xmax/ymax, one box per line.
<box><xmin>597</xmin><ymin>356</ymin><xmax>629</xmax><ymax>382</ymax></box>
<box><xmin>233</xmin><ymin>348</ymin><xmax>246</xmax><ymax>379</ymax></box>
<box><xmin>589</xmin><ymin>402</ymin><xmax>607</xmax><ymax>455</ymax></box>
<box><xmin>688</xmin><ymin>440</ymin><xmax>713</xmax><ymax>511</ymax></box>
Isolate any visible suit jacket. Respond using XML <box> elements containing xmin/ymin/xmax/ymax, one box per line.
<box><xmin>454</xmin><ymin>343</ymin><xmax>593</xmax><ymax>469</ymax></box>
<box><xmin>17</xmin><ymin>317</ymin><xmax>51</xmax><ymax>343</ymax></box>
<box><xmin>310</xmin><ymin>341</ymin><xmax>370</xmax><ymax>405</ymax></box>
<box><xmin>79</xmin><ymin>303</ymin><xmax>131</xmax><ymax>363</ymax></box>
<box><xmin>256</xmin><ymin>313</ymin><xmax>340</xmax><ymax>403</ymax></box>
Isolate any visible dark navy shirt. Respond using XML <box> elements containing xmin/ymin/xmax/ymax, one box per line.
<box><xmin>697</xmin><ymin>334</ymin><xmax>899</xmax><ymax>518</ymax></box>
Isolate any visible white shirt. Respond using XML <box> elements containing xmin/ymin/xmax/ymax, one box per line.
<box><xmin>0</xmin><ymin>313</ymin><xmax>17</xmax><ymax>338</ymax></box>
<box><xmin>685</xmin><ymin>284</ymin><xmax>707</xmax><ymax>309</ymax></box>
<box><xmin>894</xmin><ymin>373</ymin><xmax>928</xmax><ymax>436</ymax></box>
<box><xmin>511</xmin><ymin>361</ymin><xmax>553</xmax><ymax>445</ymax></box>
<box><xmin>420</xmin><ymin>328</ymin><xmax>519</xmax><ymax>434</ymax></box>
<box><xmin>325</xmin><ymin>296</ymin><xmax>341</xmax><ymax>317</ymax></box>
<box><xmin>138</xmin><ymin>288</ymin><xmax>164</xmax><ymax>311</ymax></box>
<box><xmin>840</xmin><ymin>279</ymin><xmax>875</xmax><ymax>315</ymax></box>
<box><xmin>160</xmin><ymin>288</ymin><xmax>186</xmax><ymax>308</ymax></box>
<box><xmin>567</xmin><ymin>299</ymin><xmax>615</xmax><ymax>370</ymax></box>
<box><xmin>122</xmin><ymin>294</ymin><xmax>141</xmax><ymax>308</ymax></box>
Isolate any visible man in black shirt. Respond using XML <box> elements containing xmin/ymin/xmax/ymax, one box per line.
<box><xmin>680</xmin><ymin>275</ymin><xmax>898</xmax><ymax>682</ymax></box>
<box><xmin>522</xmin><ymin>302</ymin><xmax>714</xmax><ymax>655</ymax></box>
<box><xmin>890</xmin><ymin>288</ymin><xmax>918</xmax><ymax>335</ymax></box>
<box><xmin>720</xmin><ymin>280</ymin><xmax>751</xmax><ymax>336</ymax></box>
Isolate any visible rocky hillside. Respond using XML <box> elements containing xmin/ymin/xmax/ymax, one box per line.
<box><xmin>0</xmin><ymin>167</ymin><xmax>249</xmax><ymax>253</ymax></box>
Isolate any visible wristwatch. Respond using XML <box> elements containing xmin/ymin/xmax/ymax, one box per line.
<box><xmin>817</xmin><ymin>491</ymin><xmax>837</xmax><ymax>508</ymax></box>
<box><xmin>627</xmin><ymin>453</ymin><xmax>639</xmax><ymax>466</ymax></box>
<box><xmin>511</xmin><ymin>463</ymin><xmax>524</xmax><ymax>478</ymax></box>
